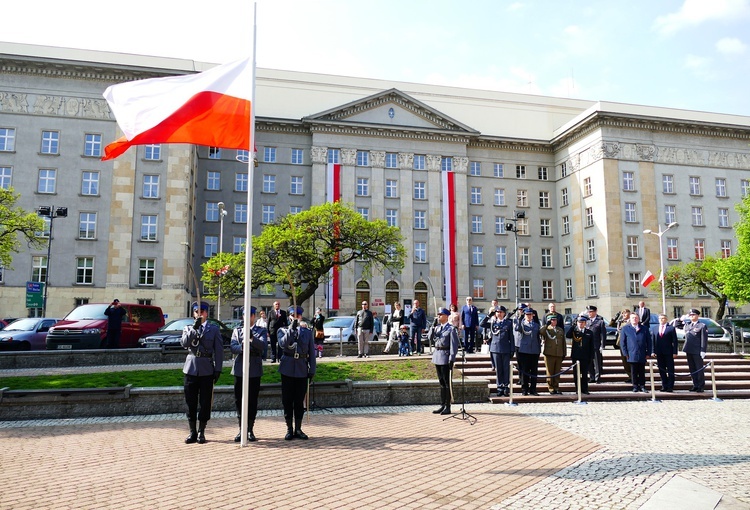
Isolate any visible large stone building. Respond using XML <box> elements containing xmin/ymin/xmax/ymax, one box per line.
<box><xmin>1</xmin><ymin>42</ymin><xmax>749</xmax><ymax>321</ymax></box>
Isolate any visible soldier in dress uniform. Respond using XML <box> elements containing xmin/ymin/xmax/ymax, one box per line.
<box><xmin>482</xmin><ymin>306</ymin><xmax>514</xmax><ymax>397</ymax></box>
<box><xmin>431</xmin><ymin>308</ymin><xmax>459</xmax><ymax>415</ymax></box>
<box><xmin>278</xmin><ymin>306</ymin><xmax>316</xmax><ymax>440</ymax></box>
<box><xmin>180</xmin><ymin>301</ymin><xmax>224</xmax><ymax>444</ymax></box>
<box><xmin>585</xmin><ymin>305</ymin><xmax>607</xmax><ymax>383</ymax></box>
<box><xmin>683</xmin><ymin>308</ymin><xmax>708</xmax><ymax>392</ymax></box>
<box><xmin>542</xmin><ymin>314</ymin><xmax>566</xmax><ymax>395</ymax></box>
<box><xmin>230</xmin><ymin>306</ymin><xmax>267</xmax><ymax>442</ymax></box>
<box><xmin>514</xmin><ymin>308</ymin><xmax>541</xmax><ymax>396</ymax></box>
<box><xmin>566</xmin><ymin>315</ymin><xmax>594</xmax><ymax>395</ymax></box>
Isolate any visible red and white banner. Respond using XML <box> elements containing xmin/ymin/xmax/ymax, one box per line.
<box><xmin>641</xmin><ymin>270</ymin><xmax>656</xmax><ymax>288</ymax></box>
<box><xmin>442</xmin><ymin>170</ymin><xmax>458</xmax><ymax>307</ymax></box>
<box><xmin>326</xmin><ymin>163</ymin><xmax>341</xmax><ymax>310</ymax></box>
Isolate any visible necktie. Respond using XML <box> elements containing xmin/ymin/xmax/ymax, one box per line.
<box><xmin>660</xmin><ymin>326</ymin><xmax>665</xmax><ymax>336</ymax></box>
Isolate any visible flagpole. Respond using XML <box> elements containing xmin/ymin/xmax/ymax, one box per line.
<box><xmin>240</xmin><ymin>2</ymin><xmax>258</xmax><ymax>448</ymax></box>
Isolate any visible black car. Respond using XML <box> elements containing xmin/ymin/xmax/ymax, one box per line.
<box><xmin>138</xmin><ymin>318</ymin><xmax>233</xmax><ymax>348</ymax></box>
<box><xmin>719</xmin><ymin>315</ymin><xmax>750</xmax><ymax>345</ymax></box>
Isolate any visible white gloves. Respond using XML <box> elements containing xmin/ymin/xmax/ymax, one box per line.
<box><xmin>700</xmin><ymin>352</ymin><xmax>706</xmax><ymax>359</ymax></box>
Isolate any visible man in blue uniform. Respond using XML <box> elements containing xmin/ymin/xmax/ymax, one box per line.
<box><xmin>514</xmin><ymin>308</ymin><xmax>541</xmax><ymax>396</ymax></box>
<box><xmin>180</xmin><ymin>301</ymin><xmax>224</xmax><ymax>444</ymax></box>
<box><xmin>482</xmin><ymin>306</ymin><xmax>514</xmax><ymax>397</ymax></box>
<box><xmin>566</xmin><ymin>315</ymin><xmax>594</xmax><ymax>395</ymax></box>
<box><xmin>431</xmin><ymin>308</ymin><xmax>459</xmax><ymax>415</ymax></box>
<box><xmin>278</xmin><ymin>306</ymin><xmax>316</xmax><ymax>440</ymax></box>
<box><xmin>230</xmin><ymin>306</ymin><xmax>267</xmax><ymax>442</ymax></box>
<box><xmin>683</xmin><ymin>308</ymin><xmax>708</xmax><ymax>392</ymax></box>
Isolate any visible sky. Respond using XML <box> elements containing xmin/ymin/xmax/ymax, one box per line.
<box><xmin>3</xmin><ymin>0</ymin><xmax>750</xmax><ymax>116</ymax></box>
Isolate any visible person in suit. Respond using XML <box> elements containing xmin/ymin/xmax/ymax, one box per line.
<box><xmin>615</xmin><ymin>309</ymin><xmax>633</xmax><ymax>383</ymax></box>
<box><xmin>104</xmin><ymin>298</ymin><xmax>128</xmax><ymax>348</ymax></box>
<box><xmin>545</xmin><ymin>303</ymin><xmax>564</xmax><ymax>327</ymax></box>
<box><xmin>180</xmin><ymin>301</ymin><xmax>224</xmax><ymax>444</ymax></box>
<box><xmin>636</xmin><ymin>301</ymin><xmax>651</xmax><ymax>329</ymax></box>
<box><xmin>267</xmin><ymin>301</ymin><xmax>288</xmax><ymax>363</ymax></box>
<box><xmin>651</xmin><ymin>313</ymin><xmax>678</xmax><ymax>392</ymax></box>
<box><xmin>514</xmin><ymin>308</ymin><xmax>541</xmax><ymax>396</ymax></box>
<box><xmin>278</xmin><ymin>306</ymin><xmax>316</xmax><ymax>440</ymax></box>
<box><xmin>460</xmin><ymin>296</ymin><xmax>480</xmax><ymax>354</ymax></box>
<box><xmin>683</xmin><ymin>308</ymin><xmax>708</xmax><ymax>392</ymax></box>
<box><xmin>482</xmin><ymin>306</ymin><xmax>514</xmax><ymax>397</ymax></box>
<box><xmin>542</xmin><ymin>314</ymin><xmax>566</xmax><ymax>395</ymax></box>
<box><xmin>230</xmin><ymin>306</ymin><xmax>267</xmax><ymax>442</ymax></box>
<box><xmin>585</xmin><ymin>305</ymin><xmax>607</xmax><ymax>383</ymax></box>
<box><xmin>431</xmin><ymin>308</ymin><xmax>459</xmax><ymax>415</ymax></box>
<box><xmin>409</xmin><ymin>300</ymin><xmax>427</xmax><ymax>355</ymax></box>
<box><xmin>619</xmin><ymin>313</ymin><xmax>652</xmax><ymax>392</ymax></box>
<box><xmin>566</xmin><ymin>315</ymin><xmax>594</xmax><ymax>394</ymax></box>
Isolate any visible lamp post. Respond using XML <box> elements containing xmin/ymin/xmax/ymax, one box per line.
<box><xmin>37</xmin><ymin>205</ymin><xmax>67</xmax><ymax>317</ymax></box>
<box><xmin>217</xmin><ymin>201</ymin><xmax>228</xmax><ymax>321</ymax></box>
<box><xmin>643</xmin><ymin>222</ymin><xmax>678</xmax><ymax>316</ymax></box>
<box><xmin>505</xmin><ymin>210</ymin><xmax>525</xmax><ymax>308</ymax></box>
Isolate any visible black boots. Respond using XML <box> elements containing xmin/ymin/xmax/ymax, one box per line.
<box><xmin>433</xmin><ymin>388</ymin><xmax>450</xmax><ymax>414</ymax></box>
<box><xmin>235</xmin><ymin>417</ymin><xmax>242</xmax><ymax>443</ymax></box>
<box><xmin>284</xmin><ymin>416</ymin><xmax>294</xmax><ymax>440</ymax></box>
<box><xmin>235</xmin><ymin>416</ymin><xmax>258</xmax><ymax>443</ymax></box>
<box><xmin>293</xmin><ymin>417</ymin><xmax>308</xmax><ymax>440</ymax></box>
<box><xmin>284</xmin><ymin>415</ymin><xmax>308</xmax><ymax>440</ymax></box>
<box><xmin>197</xmin><ymin>420</ymin><xmax>207</xmax><ymax>444</ymax></box>
<box><xmin>185</xmin><ymin>419</ymin><xmax>198</xmax><ymax>444</ymax></box>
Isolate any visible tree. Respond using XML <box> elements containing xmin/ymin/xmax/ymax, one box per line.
<box><xmin>200</xmin><ymin>251</ymin><xmax>247</xmax><ymax>302</ymax></box>
<box><xmin>0</xmin><ymin>188</ymin><xmax>47</xmax><ymax>269</ymax></box>
<box><xmin>664</xmin><ymin>256</ymin><xmax>728</xmax><ymax>320</ymax></box>
<box><xmin>716</xmin><ymin>193</ymin><xmax>750</xmax><ymax>305</ymax></box>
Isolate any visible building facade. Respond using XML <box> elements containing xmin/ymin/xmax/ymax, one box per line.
<box><xmin>1</xmin><ymin>42</ymin><xmax>749</xmax><ymax>322</ymax></box>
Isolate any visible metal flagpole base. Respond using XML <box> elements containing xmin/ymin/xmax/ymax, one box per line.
<box><xmin>649</xmin><ymin>399</ymin><xmax>662</xmax><ymax>404</ymax></box>
<box><xmin>573</xmin><ymin>400</ymin><xmax>588</xmax><ymax>405</ymax></box>
<box><xmin>504</xmin><ymin>401</ymin><xmax>518</xmax><ymax>407</ymax></box>
<box><xmin>710</xmin><ymin>397</ymin><xmax>724</xmax><ymax>402</ymax></box>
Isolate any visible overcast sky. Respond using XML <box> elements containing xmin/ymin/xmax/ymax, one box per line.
<box><xmin>4</xmin><ymin>0</ymin><xmax>750</xmax><ymax>116</ymax></box>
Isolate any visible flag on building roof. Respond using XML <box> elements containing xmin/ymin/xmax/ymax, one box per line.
<box><xmin>641</xmin><ymin>270</ymin><xmax>656</xmax><ymax>288</ymax></box>
<box><xmin>101</xmin><ymin>57</ymin><xmax>252</xmax><ymax>161</ymax></box>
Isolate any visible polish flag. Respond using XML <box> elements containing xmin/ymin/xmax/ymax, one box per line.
<box><xmin>101</xmin><ymin>58</ymin><xmax>252</xmax><ymax>161</ymax></box>
<box><xmin>641</xmin><ymin>270</ymin><xmax>656</xmax><ymax>288</ymax></box>
<box><xmin>442</xmin><ymin>170</ymin><xmax>458</xmax><ymax>307</ymax></box>
<box><xmin>326</xmin><ymin>163</ymin><xmax>341</xmax><ymax>311</ymax></box>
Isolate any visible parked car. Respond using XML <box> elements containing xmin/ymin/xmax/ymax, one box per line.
<box><xmin>223</xmin><ymin>319</ymin><xmax>243</xmax><ymax>330</ymax></box>
<box><xmin>669</xmin><ymin>317</ymin><xmax>731</xmax><ymax>341</ymax></box>
<box><xmin>562</xmin><ymin>314</ymin><xmax>618</xmax><ymax>348</ymax></box>
<box><xmin>138</xmin><ymin>318</ymin><xmax>233</xmax><ymax>348</ymax></box>
<box><xmin>718</xmin><ymin>315</ymin><xmax>750</xmax><ymax>345</ymax></box>
<box><xmin>0</xmin><ymin>318</ymin><xmax>60</xmax><ymax>351</ymax></box>
<box><xmin>323</xmin><ymin>316</ymin><xmax>356</xmax><ymax>343</ymax></box>
<box><xmin>46</xmin><ymin>303</ymin><xmax>165</xmax><ymax>349</ymax></box>
<box><xmin>0</xmin><ymin>319</ymin><xmax>9</xmax><ymax>331</ymax></box>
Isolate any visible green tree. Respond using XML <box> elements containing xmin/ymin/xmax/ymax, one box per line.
<box><xmin>0</xmin><ymin>188</ymin><xmax>47</xmax><ymax>269</ymax></box>
<box><xmin>716</xmin><ymin>193</ymin><xmax>750</xmax><ymax>306</ymax></box>
<box><xmin>664</xmin><ymin>256</ymin><xmax>728</xmax><ymax>320</ymax></box>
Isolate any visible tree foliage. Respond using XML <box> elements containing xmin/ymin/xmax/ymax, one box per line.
<box><xmin>0</xmin><ymin>188</ymin><xmax>47</xmax><ymax>269</ymax></box>
<box><xmin>715</xmin><ymin>193</ymin><xmax>750</xmax><ymax>305</ymax></box>
<box><xmin>200</xmin><ymin>251</ymin><xmax>247</xmax><ymax>302</ymax></box>
<box><xmin>664</xmin><ymin>256</ymin><xmax>728</xmax><ymax>320</ymax></box>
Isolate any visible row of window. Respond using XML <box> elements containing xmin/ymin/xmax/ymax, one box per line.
<box><xmin>23</xmin><ymin>256</ymin><xmax>156</xmax><ymax>286</ymax></box>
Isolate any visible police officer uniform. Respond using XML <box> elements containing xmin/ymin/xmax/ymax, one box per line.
<box><xmin>230</xmin><ymin>306</ymin><xmax>268</xmax><ymax>442</ymax></box>
<box><xmin>683</xmin><ymin>309</ymin><xmax>709</xmax><ymax>392</ymax></box>
<box><xmin>483</xmin><ymin>306</ymin><xmax>514</xmax><ymax>397</ymax></box>
<box><xmin>514</xmin><ymin>308</ymin><xmax>541</xmax><ymax>396</ymax></box>
<box><xmin>566</xmin><ymin>315</ymin><xmax>594</xmax><ymax>394</ymax></box>
<box><xmin>278</xmin><ymin>306</ymin><xmax>316</xmax><ymax>440</ymax></box>
<box><xmin>431</xmin><ymin>308</ymin><xmax>459</xmax><ymax>415</ymax></box>
<box><xmin>586</xmin><ymin>305</ymin><xmax>607</xmax><ymax>383</ymax></box>
<box><xmin>180</xmin><ymin>301</ymin><xmax>224</xmax><ymax>444</ymax></box>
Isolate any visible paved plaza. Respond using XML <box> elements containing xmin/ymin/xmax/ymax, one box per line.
<box><xmin>1</xmin><ymin>399</ymin><xmax>749</xmax><ymax>509</ymax></box>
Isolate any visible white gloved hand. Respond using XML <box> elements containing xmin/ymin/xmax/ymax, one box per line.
<box><xmin>700</xmin><ymin>351</ymin><xmax>706</xmax><ymax>359</ymax></box>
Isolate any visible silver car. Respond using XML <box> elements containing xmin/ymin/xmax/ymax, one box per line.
<box><xmin>323</xmin><ymin>316</ymin><xmax>357</xmax><ymax>343</ymax></box>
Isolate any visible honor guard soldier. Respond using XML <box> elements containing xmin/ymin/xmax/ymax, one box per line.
<box><xmin>514</xmin><ymin>308</ymin><xmax>541</xmax><ymax>396</ymax></box>
<box><xmin>181</xmin><ymin>301</ymin><xmax>224</xmax><ymax>444</ymax></box>
<box><xmin>683</xmin><ymin>309</ymin><xmax>708</xmax><ymax>392</ymax></box>
<box><xmin>431</xmin><ymin>308</ymin><xmax>460</xmax><ymax>415</ymax></box>
<box><xmin>481</xmin><ymin>306</ymin><xmax>514</xmax><ymax>397</ymax></box>
<box><xmin>566</xmin><ymin>315</ymin><xmax>595</xmax><ymax>395</ymax></box>
<box><xmin>586</xmin><ymin>305</ymin><xmax>607</xmax><ymax>383</ymax></box>
<box><xmin>278</xmin><ymin>306</ymin><xmax>316</xmax><ymax>440</ymax></box>
<box><xmin>542</xmin><ymin>314</ymin><xmax>566</xmax><ymax>395</ymax></box>
<box><xmin>230</xmin><ymin>306</ymin><xmax>267</xmax><ymax>442</ymax></box>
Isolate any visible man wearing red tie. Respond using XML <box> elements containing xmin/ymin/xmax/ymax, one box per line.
<box><xmin>651</xmin><ymin>313</ymin><xmax>678</xmax><ymax>392</ymax></box>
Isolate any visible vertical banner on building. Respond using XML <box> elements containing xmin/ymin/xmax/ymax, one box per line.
<box><xmin>326</xmin><ymin>163</ymin><xmax>341</xmax><ymax>310</ymax></box>
<box><xmin>442</xmin><ymin>169</ymin><xmax>457</xmax><ymax>306</ymax></box>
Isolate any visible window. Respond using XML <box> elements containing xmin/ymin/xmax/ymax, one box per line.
<box><xmin>496</xmin><ymin>279</ymin><xmax>508</xmax><ymax>299</ymax></box>
<box><xmin>588</xmin><ymin>275</ymin><xmax>598</xmax><ymax>297</ymax></box>
<box><xmin>357</xmin><ymin>207</ymin><xmax>369</xmax><ymax>220</ymax></box>
<box><xmin>414</xmin><ymin>242</ymin><xmax>427</xmax><ymax>262</ymax></box>
<box><xmin>495</xmin><ymin>217</ymin><xmax>506</xmax><ymax>234</ymax></box>
<box><xmin>259</xmin><ymin>283</ymin><xmax>275</xmax><ymax>296</ymax></box>
<box><xmin>721</xmin><ymin>240</ymin><xmax>732</xmax><ymax>258</ymax></box>
<box><xmin>0</xmin><ymin>128</ymin><xmax>15</xmax><ymax>151</ymax></box>
<box><xmin>519</xmin><ymin>280</ymin><xmax>531</xmax><ymax>300</ymax></box>
<box><xmin>623</xmin><ymin>171</ymin><xmax>635</xmax><ymax>191</ymax></box>
<box><xmin>206</xmin><ymin>202</ymin><xmax>219</xmax><ymax>222</ymax></box>
<box><xmin>539</xmin><ymin>191</ymin><xmax>550</xmax><ymax>208</ymax></box>
<box><xmin>141</xmin><ymin>215</ymin><xmax>157</xmax><ymax>241</ymax></box>
<box><xmin>38</xmin><ymin>217</ymin><xmax>51</xmax><ymax>238</ymax></box>
<box><xmin>84</xmin><ymin>134</ymin><xmax>102</xmax><ymax>157</ymax></box>
<box><xmin>0</xmin><ymin>166</ymin><xmax>10</xmax><ymax>189</ymax></box>
<box><xmin>144</xmin><ymin>144</ymin><xmax>161</xmax><ymax>160</ymax></box>
<box><xmin>79</xmin><ymin>212</ymin><xmax>97</xmax><ymax>239</ymax></box>
<box><xmin>291</xmin><ymin>148</ymin><xmax>304</xmax><ymax>165</ymax></box>
<box><xmin>627</xmin><ymin>236</ymin><xmax>639</xmax><ymax>258</ymax></box>
<box><xmin>471</xmin><ymin>187</ymin><xmax>482</xmax><ymax>204</ymax></box>
<box><xmin>385</xmin><ymin>153</ymin><xmax>398</xmax><ymax>169</ymax></box>
<box><xmin>583</xmin><ymin>177</ymin><xmax>592</xmax><ymax>196</ymax></box>
<box><xmin>519</xmin><ymin>247</ymin><xmax>530</xmax><ymax>267</ymax></box>
<box><xmin>692</xmin><ymin>206</ymin><xmax>703</xmax><ymax>226</ymax></box>
<box><xmin>493</xmin><ymin>189</ymin><xmax>506</xmax><ymax>206</ymax></box>
<box><xmin>204</xmin><ymin>235</ymin><xmax>218</xmax><ymax>257</ymax></box>
<box><xmin>414</xmin><ymin>210</ymin><xmax>426</xmax><ymax>229</ymax></box>
<box><xmin>262</xmin><ymin>174</ymin><xmax>276</xmax><ymax>193</ymax></box>
<box><xmin>562</xmin><ymin>215</ymin><xmax>570</xmax><ymax>235</ymax></box>
<box><xmin>413</xmin><ymin>155</ymin><xmax>425</xmax><ymax>170</ymax></box>
<box><xmin>473</xmin><ymin>278</ymin><xmax>485</xmax><ymax>299</ymax></box>
<box><xmin>561</xmin><ymin>188</ymin><xmax>568</xmax><ymax>207</ymax></box>
<box><xmin>233</xmin><ymin>237</ymin><xmax>246</xmax><ymax>254</ymax></box>
<box><xmin>719</xmin><ymin>208</ymin><xmax>729</xmax><ymax>228</ymax></box>
<box><xmin>516</xmin><ymin>165</ymin><xmax>526</xmax><ymax>179</ymax></box>
<box><xmin>585</xmin><ymin>207</ymin><xmax>594</xmax><ymax>227</ymax></box>
<box><xmin>81</xmin><ymin>171</ymin><xmax>99</xmax><ymax>196</ymax></box>
<box><xmin>234</xmin><ymin>203</ymin><xmax>248</xmax><ymax>223</ymax></box>
<box><xmin>587</xmin><ymin>239</ymin><xmax>596</xmax><ymax>261</ymax></box>
<box><xmin>290</xmin><ymin>176</ymin><xmax>303</xmax><ymax>195</ymax></box>
<box><xmin>538</xmin><ymin>167</ymin><xmax>548</xmax><ymax>180</ymax></box>
<box><xmin>264</xmin><ymin>147</ymin><xmax>276</xmax><ymax>162</ymax></box>
<box><xmin>41</xmin><ymin>130</ymin><xmax>59</xmax><ymax>154</ymax></box>
<box><xmin>694</xmin><ymin>239</ymin><xmax>705</xmax><ymax>260</ymax></box>
<box><xmin>441</xmin><ymin>157</ymin><xmax>452</xmax><ymax>171</ymax></box>
<box><xmin>472</xmin><ymin>246</ymin><xmax>484</xmax><ymax>265</ymax></box>
<box><xmin>493</xmin><ymin>163</ymin><xmax>504</xmax><ymax>178</ymax></box>
<box><xmin>356</xmin><ymin>151</ymin><xmax>369</xmax><ymax>166</ymax></box>
<box><xmin>542</xmin><ymin>280</ymin><xmax>554</xmax><ymax>301</ymax></box>
<box><xmin>290</xmin><ymin>206</ymin><xmax>302</xmax><ymax>215</ymax></box>
<box><xmin>540</xmin><ymin>219</ymin><xmax>551</xmax><ymax>236</ymax></box>
<box><xmin>470</xmin><ymin>161</ymin><xmax>481</xmax><ymax>176</ymax></box>
<box><xmin>625</xmin><ymin>202</ymin><xmax>637</xmax><ymax>223</ymax></box>
<box><xmin>32</xmin><ymin>256</ymin><xmax>48</xmax><ymax>283</ymax></box>
<box><xmin>565</xmin><ymin>279</ymin><xmax>573</xmax><ymax>300</ymax></box>
<box><xmin>560</xmin><ymin>162</ymin><xmax>568</xmax><ymax>178</ymax></box>
<box><xmin>208</xmin><ymin>147</ymin><xmax>221</xmax><ymax>159</ymax></box>
<box><xmin>742</xmin><ymin>179</ymin><xmax>750</xmax><ymax>198</ymax></box>
<box><xmin>38</xmin><ymin>169</ymin><xmax>56</xmax><ymax>193</ymax></box>
<box><xmin>235</xmin><ymin>172</ymin><xmax>248</xmax><ymax>192</ymax></box>
<box><xmin>663</xmin><ymin>175</ymin><xmax>674</xmax><ymax>194</ymax></box>
<box><xmin>76</xmin><ymin>257</ymin><xmax>94</xmax><ymax>285</ymax></box>
<box><xmin>386</xmin><ymin>209</ymin><xmax>398</xmax><ymax>227</ymax></box>
<box><xmin>715</xmin><ymin>178</ymin><xmax>727</xmax><ymax>197</ymax></box>
<box><xmin>207</xmin><ymin>171</ymin><xmax>220</xmax><ymax>190</ymax></box>
<box><xmin>629</xmin><ymin>273</ymin><xmax>642</xmax><ymax>295</ymax></box>
<box><xmin>541</xmin><ymin>248</ymin><xmax>552</xmax><ymax>268</ymax></box>
<box><xmin>517</xmin><ymin>217</ymin><xmax>528</xmax><ymax>235</ymax></box>
<box><xmin>495</xmin><ymin>246</ymin><xmax>507</xmax><ymax>266</ymax></box>
<box><xmin>665</xmin><ymin>205</ymin><xmax>676</xmax><ymax>225</ymax></box>
<box><xmin>667</xmin><ymin>238</ymin><xmax>678</xmax><ymax>260</ymax></box>
<box><xmin>357</xmin><ymin>178</ymin><xmax>369</xmax><ymax>196</ymax></box>
<box><xmin>139</xmin><ymin>259</ymin><xmax>156</xmax><ymax>286</ymax></box>
<box><xmin>564</xmin><ymin>246</ymin><xmax>571</xmax><ymax>267</ymax></box>
<box><xmin>385</xmin><ymin>179</ymin><xmax>398</xmax><ymax>198</ymax></box>
<box><xmin>413</xmin><ymin>181</ymin><xmax>425</xmax><ymax>200</ymax></box>
<box><xmin>689</xmin><ymin>176</ymin><xmax>701</xmax><ymax>195</ymax></box>
<box><xmin>261</xmin><ymin>205</ymin><xmax>274</xmax><ymax>224</ymax></box>
<box><xmin>517</xmin><ymin>190</ymin><xmax>528</xmax><ymax>207</ymax></box>
<box><xmin>236</xmin><ymin>149</ymin><xmax>250</xmax><ymax>163</ymax></box>
<box><xmin>328</xmin><ymin>149</ymin><xmax>340</xmax><ymax>164</ymax></box>
<box><xmin>471</xmin><ymin>215</ymin><xmax>483</xmax><ymax>234</ymax></box>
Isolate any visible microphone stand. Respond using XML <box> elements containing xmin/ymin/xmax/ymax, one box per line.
<box><xmin>308</xmin><ymin>377</ymin><xmax>332</xmax><ymax>413</ymax></box>
<box><xmin>444</xmin><ymin>345</ymin><xmax>477</xmax><ymax>425</ymax></box>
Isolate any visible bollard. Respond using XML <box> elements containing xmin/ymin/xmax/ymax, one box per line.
<box><xmin>338</xmin><ymin>327</ymin><xmax>344</xmax><ymax>357</ymax></box>
<box><xmin>573</xmin><ymin>360</ymin><xmax>587</xmax><ymax>405</ymax></box>
<box><xmin>505</xmin><ymin>359</ymin><xmax>517</xmax><ymax>407</ymax></box>
<box><xmin>648</xmin><ymin>359</ymin><xmax>661</xmax><ymax>403</ymax></box>
<box><xmin>710</xmin><ymin>360</ymin><xmax>723</xmax><ymax>402</ymax></box>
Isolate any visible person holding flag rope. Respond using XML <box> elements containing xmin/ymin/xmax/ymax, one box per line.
<box><xmin>230</xmin><ymin>306</ymin><xmax>267</xmax><ymax>442</ymax></box>
<box><xmin>278</xmin><ymin>306</ymin><xmax>316</xmax><ymax>440</ymax></box>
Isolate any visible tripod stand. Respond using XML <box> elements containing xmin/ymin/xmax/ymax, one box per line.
<box><xmin>307</xmin><ymin>379</ymin><xmax>332</xmax><ymax>413</ymax></box>
<box><xmin>444</xmin><ymin>346</ymin><xmax>477</xmax><ymax>425</ymax></box>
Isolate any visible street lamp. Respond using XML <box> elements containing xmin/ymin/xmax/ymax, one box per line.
<box><xmin>37</xmin><ymin>206</ymin><xmax>67</xmax><ymax>317</ymax></box>
<box><xmin>217</xmin><ymin>201</ymin><xmax>228</xmax><ymax>321</ymax></box>
<box><xmin>643</xmin><ymin>222</ymin><xmax>678</xmax><ymax>316</ymax></box>
<box><xmin>506</xmin><ymin>210</ymin><xmax>525</xmax><ymax>308</ymax></box>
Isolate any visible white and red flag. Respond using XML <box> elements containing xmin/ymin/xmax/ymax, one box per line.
<box><xmin>101</xmin><ymin>57</ymin><xmax>252</xmax><ymax>160</ymax></box>
<box><xmin>641</xmin><ymin>270</ymin><xmax>656</xmax><ymax>288</ymax></box>
<box><xmin>326</xmin><ymin>163</ymin><xmax>341</xmax><ymax>311</ymax></box>
<box><xmin>442</xmin><ymin>170</ymin><xmax>458</xmax><ymax>307</ymax></box>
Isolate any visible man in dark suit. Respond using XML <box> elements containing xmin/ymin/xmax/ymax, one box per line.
<box><xmin>566</xmin><ymin>315</ymin><xmax>594</xmax><ymax>395</ymax></box>
<box><xmin>651</xmin><ymin>313</ymin><xmax>678</xmax><ymax>392</ymax></box>
<box><xmin>460</xmin><ymin>296</ymin><xmax>479</xmax><ymax>353</ymax></box>
<box><xmin>585</xmin><ymin>305</ymin><xmax>606</xmax><ymax>383</ymax></box>
<box><xmin>267</xmin><ymin>300</ymin><xmax>288</xmax><ymax>363</ymax></box>
<box><xmin>683</xmin><ymin>308</ymin><xmax>708</xmax><ymax>392</ymax></box>
<box><xmin>636</xmin><ymin>301</ymin><xmax>651</xmax><ymax>328</ymax></box>
<box><xmin>409</xmin><ymin>300</ymin><xmax>427</xmax><ymax>355</ymax></box>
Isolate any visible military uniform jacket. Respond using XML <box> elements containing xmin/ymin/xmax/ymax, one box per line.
<box><xmin>587</xmin><ymin>315</ymin><xmax>607</xmax><ymax>350</ymax></box>
<box><xmin>278</xmin><ymin>326</ymin><xmax>316</xmax><ymax>378</ymax></box>
<box><xmin>651</xmin><ymin>324</ymin><xmax>679</xmax><ymax>356</ymax></box>
<box><xmin>486</xmin><ymin>317</ymin><xmax>514</xmax><ymax>354</ymax></box>
<box><xmin>181</xmin><ymin>322</ymin><xmax>224</xmax><ymax>376</ymax></box>
<box><xmin>431</xmin><ymin>323</ymin><xmax>459</xmax><ymax>366</ymax></box>
<box><xmin>514</xmin><ymin>319</ymin><xmax>541</xmax><ymax>354</ymax></box>
<box><xmin>566</xmin><ymin>327</ymin><xmax>595</xmax><ymax>361</ymax></box>
<box><xmin>230</xmin><ymin>324</ymin><xmax>268</xmax><ymax>378</ymax></box>
<box><xmin>541</xmin><ymin>325</ymin><xmax>566</xmax><ymax>358</ymax></box>
<box><xmin>619</xmin><ymin>324</ymin><xmax>652</xmax><ymax>363</ymax></box>
<box><xmin>683</xmin><ymin>320</ymin><xmax>708</xmax><ymax>354</ymax></box>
